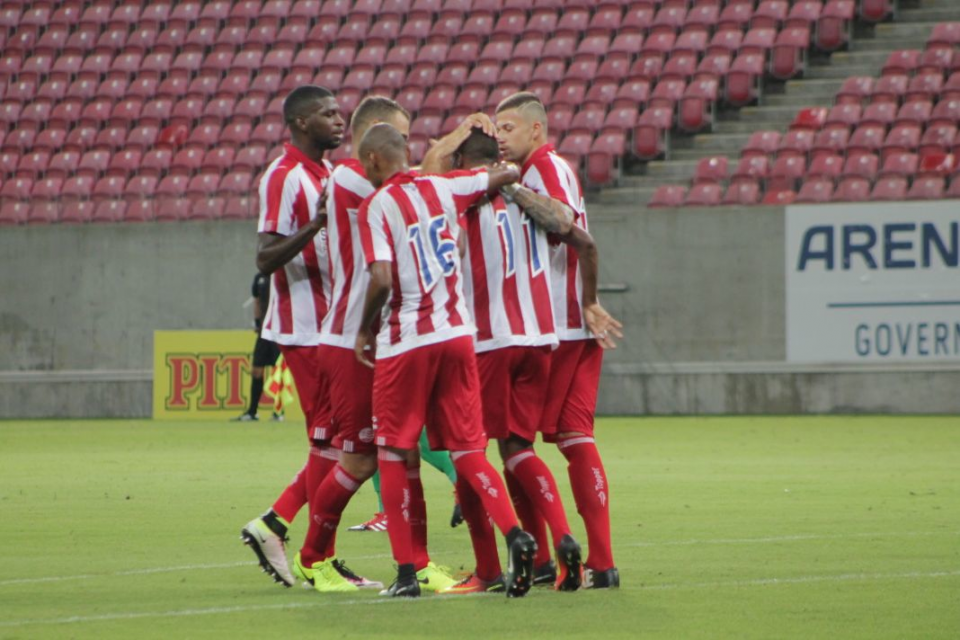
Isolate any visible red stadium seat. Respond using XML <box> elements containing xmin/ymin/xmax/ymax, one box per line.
<box><xmin>107</xmin><ymin>149</ymin><xmax>143</xmax><ymax>178</ymax></box>
<box><xmin>651</xmin><ymin>6</ymin><xmax>686</xmax><ymax>35</ymax></box>
<box><xmin>639</xmin><ymin>32</ymin><xmax>676</xmax><ymax>62</ymax></box>
<box><xmin>743</xmin><ymin>131</ymin><xmax>782</xmax><ymax>158</ymax></box>
<box><xmin>791</xmin><ymin>107</ymin><xmax>828</xmax><ymax>132</ymax></box>
<box><xmin>796</xmin><ymin>178</ymin><xmax>835</xmax><ymax>204</ymax></box>
<box><xmin>722</xmin><ymin>180</ymin><xmax>761</xmax><ymax>206</ymax></box>
<box><xmin>696</xmin><ymin>53</ymin><xmax>732</xmax><ymax>82</ymax></box>
<box><xmin>629</xmin><ymin>57</ymin><xmax>664</xmax><ymax>82</ymax></box>
<box><xmin>649</xmin><ymin>79</ymin><xmax>686</xmax><ymax>110</ymax></box>
<box><xmin>837</xmin><ymin>76</ymin><xmax>874</xmax><ymax>105</ymax></box>
<box><xmin>907</xmin><ymin>177</ymin><xmax>946</xmax><ymax>201</ymax></box>
<box><xmin>808</xmin><ymin>153</ymin><xmax>843</xmax><ymax>181</ymax></box>
<box><xmin>917</xmin><ymin>48</ymin><xmax>953</xmax><ymax>77</ymax></box>
<box><xmin>732</xmin><ymin>156</ymin><xmax>771</xmax><ymax>185</ymax></box>
<box><xmin>585</xmin><ymin>132</ymin><xmax>626</xmax><ymax>187</ymax></box>
<box><xmin>622</xmin><ymin>4</ymin><xmax>654</xmax><ymax>31</ymax></box>
<box><xmin>235</xmin><ymin>145</ymin><xmax>267</xmax><ymax>171</ymax></box>
<box><xmin>769</xmin><ymin>155</ymin><xmax>808</xmax><ymax>192</ymax></box>
<box><xmin>842</xmin><ymin>153</ymin><xmax>879</xmax><ymax>181</ymax></box>
<box><xmin>817</xmin><ymin>0</ymin><xmax>855</xmax><ymax>52</ymax></box>
<box><xmin>661</xmin><ymin>52</ymin><xmax>698</xmax><ymax>82</ymax></box>
<box><xmin>570</xmin><ymin>105</ymin><xmax>606</xmax><ymax>135</ymax></box>
<box><xmin>928</xmin><ymin>22</ymin><xmax>960</xmax><ymax>49</ymax></box>
<box><xmin>684</xmin><ymin>183</ymin><xmax>723</xmax><ymax>207</ymax></box>
<box><xmin>931</xmin><ymin>100</ymin><xmax>960</xmax><ymax>128</ymax></box>
<box><xmin>610</xmin><ymin>32</ymin><xmax>645</xmax><ymax>58</ymax></box>
<box><xmin>752</xmin><ymin>0</ymin><xmax>789</xmax><ymax>29</ymax></box>
<box><xmin>870</xmin><ymin>74</ymin><xmax>908</xmax><ymax>105</ymax></box>
<box><xmin>811</xmin><ymin>128</ymin><xmax>850</xmax><ymax>159</ymax></box>
<box><xmin>871</xmin><ymin>175</ymin><xmax>908</xmax><ymax>201</ymax></box>
<box><xmin>847</xmin><ymin>124</ymin><xmax>887</xmax><ymax>157</ymax></box>
<box><xmin>834</xmin><ymin>176</ymin><xmax>871</xmax><ymax>202</ymax></box>
<box><xmin>554</xmin><ymin>80</ymin><xmax>587</xmax><ymax>107</ymax></box>
<box><xmin>777</xmin><ymin>130</ymin><xmax>815</xmax><ymax>159</ymax></box>
<box><xmin>48</xmin><ymin>151</ymin><xmax>81</xmax><ymax>178</ymax></box>
<box><xmin>678</xmin><ymin>78</ymin><xmax>719</xmax><ymax>133</ymax></box>
<box><xmin>917</xmin><ymin>153</ymin><xmax>956</xmax><ymax>179</ymax></box>
<box><xmin>882</xmin><ymin>50</ymin><xmax>921</xmax><ymax>77</ymax></box>
<box><xmin>155</xmin><ymin>197</ymin><xmax>190</xmax><ymax>222</ymax></box>
<box><xmin>223</xmin><ymin>195</ymin><xmax>258</xmax><ymax>220</ymax></box>
<box><xmin>187</xmin><ymin>196</ymin><xmax>224</xmax><ymax>221</ymax></box>
<box><xmin>648</xmin><ymin>185</ymin><xmax>687</xmax><ymax>208</ymax></box>
<box><xmin>634</xmin><ymin>107</ymin><xmax>673</xmax><ymax>160</ymax></box>
<box><xmin>879</xmin><ymin>152</ymin><xmax>919</xmax><ymax>178</ymax></box>
<box><xmin>824</xmin><ymin>104</ymin><xmax>861</xmax><ymax>131</ymax></box>
<box><xmin>725</xmin><ymin>53</ymin><xmax>765</xmax><ymax>106</ymax></box>
<box><xmin>904</xmin><ymin>75</ymin><xmax>942</xmax><ymax>104</ymax></box>
<box><xmin>92</xmin><ymin>199</ymin><xmax>128</xmax><ymax>223</ymax></box>
<box><xmin>861</xmin><ymin>102</ymin><xmax>897</xmax><ymax>128</ymax></box>
<box><xmin>92</xmin><ymin>176</ymin><xmax>126</xmax><ymax>201</ymax></box>
<box><xmin>762</xmin><ymin>189</ymin><xmax>797</xmax><ymax>205</ymax></box>
<box><xmin>919</xmin><ymin>124</ymin><xmax>957</xmax><ymax>158</ymax></box>
<box><xmin>602</xmin><ymin>106</ymin><xmax>640</xmax><ymax>134</ymax></box>
<box><xmin>860</xmin><ymin>0</ymin><xmax>895</xmax><ymax>23</ymax></box>
<box><xmin>771</xmin><ymin>27</ymin><xmax>811</xmax><ymax>80</ymax></box>
<box><xmin>895</xmin><ymin>102</ymin><xmax>932</xmax><ymax>128</ymax></box>
<box><xmin>693</xmin><ymin>156</ymin><xmax>729</xmax><ymax>185</ymax></box>
<box><xmin>613</xmin><ymin>78</ymin><xmax>651</xmax><ymax>109</ymax></box>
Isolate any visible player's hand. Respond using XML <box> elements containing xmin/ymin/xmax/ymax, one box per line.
<box><xmin>354</xmin><ymin>329</ymin><xmax>376</xmax><ymax>369</ymax></box>
<box><xmin>583</xmin><ymin>303</ymin><xmax>623</xmax><ymax>350</ymax></box>
<box><xmin>311</xmin><ymin>197</ymin><xmax>328</xmax><ymax>231</ymax></box>
<box><xmin>458</xmin><ymin>112</ymin><xmax>497</xmax><ymax>138</ymax></box>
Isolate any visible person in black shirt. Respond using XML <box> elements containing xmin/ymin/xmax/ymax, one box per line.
<box><xmin>233</xmin><ymin>273</ymin><xmax>282</xmax><ymax>422</ymax></box>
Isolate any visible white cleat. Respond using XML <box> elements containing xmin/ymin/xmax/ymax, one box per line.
<box><xmin>240</xmin><ymin>517</ymin><xmax>295</xmax><ymax>587</ymax></box>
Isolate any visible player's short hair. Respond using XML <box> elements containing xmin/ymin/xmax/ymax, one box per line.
<box><xmin>495</xmin><ymin>91</ymin><xmax>548</xmax><ymax>126</ymax></box>
<box><xmin>350</xmin><ymin>96</ymin><xmax>410</xmax><ymax>136</ymax></box>
<box><xmin>283</xmin><ymin>85</ymin><xmax>334</xmax><ymax>126</ymax></box>
<box><xmin>456</xmin><ymin>130</ymin><xmax>499</xmax><ymax>165</ymax></box>
<box><xmin>358</xmin><ymin>122</ymin><xmax>407</xmax><ymax>162</ymax></box>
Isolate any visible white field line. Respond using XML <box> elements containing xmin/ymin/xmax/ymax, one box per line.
<box><xmin>0</xmin><ymin>530</ymin><xmax>955</xmax><ymax>588</ymax></box>
<box><xmin>1</xmin><ymin>570</ymin><xmax>958</xmax><ymax>629</ymax></box>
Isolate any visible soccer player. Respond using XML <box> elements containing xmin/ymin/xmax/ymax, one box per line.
<box><xmin>232</xmin><ymin>272</ymin><xmax>282</xmax><ymax>422</ymax></box>
<box><xmin>495</xmin><ymin>92</ymin><xmax>624</xmax><ymax>589</ymax></box>
<box><xmin>355</xmin><ymin>123</ymin><xmax>537</xmax><ymax>598</ymax></box>
<box><xmin>290</xmin><ymin>95</ymin><xmax>453</xmax><ymax>593</ymax></box>
<box><xmin>240</xmin><ymin>85</ymin><xmax>363</xmax><ymax>589</ymax></box>
<box><xmin>420</xmin><ymin>129</ymin><xmax>584</xmax><ymax>593</ymax></box>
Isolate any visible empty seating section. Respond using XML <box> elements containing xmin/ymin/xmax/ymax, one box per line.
<box><xmin>653</xmin><ymin>16</ymin><xmax>960</xmax><ymax>207</ymax></box>
<box><xmin>0</xmin><ymin>0</ymin><xmax>943</xmax><ymax>224</ymax></box>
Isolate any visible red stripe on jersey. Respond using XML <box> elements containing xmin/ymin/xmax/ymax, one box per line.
<box><xmin>274</xmin><ymin>267</ymin><xmax>293</xmax><ymax>334</ymax></box>
<box><xmin>330</xmin><ymin>180</ymin><xmax>358</xmax><ymax>335</ymax></box>
<box><xmin>292</xmin><ymin>186</ymin><xmax>327</xmax><ymax>330</ymax></box>
<box><xmin>565</xmin><ymin>245</ymin><xmax>582</xmax><ymax>329</ymax></box>
<box><xmin>524</xmin><ymin>224</ymin><xmax>555</xmax><ymax>336</ymax></box>
<box><xmin>466</xmin><ymin>206</ymin><xmax>493</xmax><ymax>341</ymax></box>
<box><xmin>417</xmin><ymin>179</ymin><xmax>463</xmax><ymax>328</ymax></box>
<box><xmin>388</xmin><ymin>184</ymin><xmax>436</xmax><ymax>339</ymax></box>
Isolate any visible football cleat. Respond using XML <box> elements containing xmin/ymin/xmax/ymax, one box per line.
<box><xmin>347</xmin><ymin>512</ymin><xmax>388</xmax><ymax>532</ymax></box>
<box><xmin>416</xmin><ymin>562</ymin><xmax>457</xmax><ymax>592</ymax></box>
<box><xmin>292</xmin><ymin>552</ymin><xmax>315</xmax><ymax>587</ymax></box>
<box><xmin>554</xmin><ymin>534</ymin><xmax>583</xmax><ymax>591</ymax></box>
<box><xmin>583</xmin><ymin>567</ymin><xmax>620</xmax><ymax>589</ymax></box>
<box><xmin>232</xmin><ymin>413</ymin><xmax>259</xmax><ymax>422</ymax></box>
<box><xmin>379</xmin><ymin>575</ymin><xmax>421</xmax><ymax>598</ymax></box>
<box><xmin>440</xmin><ymin>573</ymin><xmax>506</xmax><ymax>595</ymax></box>
<box><xmin>333</xmin><ymin>559</ymin><xmax>383</xmax><ymax>589</ymax></box>
<box><xmin>270</xmin><ymin>412</ymin><xmax>285</xmax><ymax>422</ymax></box>
<box><xmin>533</xmin><ymin>559</ymin><xmax>557</xmax><ymax>586</ymax></box>
<box><xmin>504</xmin><ymin>530</ymin><xmax>537</xmax><ymax>598</ymax></box>
<box><xmin>310</xmin><ymin>558</ymin><xmax>360</xmax><ymax>593</ymax></box>
<box><xmin>240</xmin><ymin>517</ymin><xmax>294</xmax><ymax>587</ymax></box>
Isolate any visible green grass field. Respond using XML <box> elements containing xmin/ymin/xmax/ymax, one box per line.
<box><xmin>1</xmin><ymin>416</ymin><xmax>958</xmax><ymax>639</ymax></box>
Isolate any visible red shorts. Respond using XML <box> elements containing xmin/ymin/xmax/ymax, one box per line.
<box><xmin>319</xmin><ymin>345</ymin><xmax>377</xmax><ymax>455</ymax></box>
<box><xmin>539</xmin><ymin>340</ymin><xmax>603</xmax><ymax>443</ymax></box>
<box><xmin>477</xmin><ymin>346</ymin><xmax>552</xmax><ymax>442</ymax></box>
<box><xmin>372</xmin><ymin>336</ymin><xmax>487</xmax><ymax>452</ymax></box>
<box><xmin>279</xmin><ymin>344</ymin><xmax>331</xmax><ymax>445</ymax></box>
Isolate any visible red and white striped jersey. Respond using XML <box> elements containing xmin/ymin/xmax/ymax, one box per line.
<box><xmin>319</xmin><ymin>159</ymin><xmax>376</xmax><ymax>349</ymax></box>
<box><xmin>359</xmin><ymin>169</ymin><xmax>490</xmax><ymax>358</ymax></box>
<box><xmin>461</xmin><ymin>194</ymin><xmax>558</xmax><ymax>353</ymax></box>
<box><xmin>256</xmin><ymin>143</ymin><xmax>333</xmax><ymax>346</ymax></box>
<box><xmin>520</xmin><ymin>143</ymin><xmax>591</xmax><ymax>342</ymax></box>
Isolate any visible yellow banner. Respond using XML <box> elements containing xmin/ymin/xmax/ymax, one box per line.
<box><xmin>152</xmin><ymin>330</ymin><xmax>304</xmax><ymax>422</ymax></box>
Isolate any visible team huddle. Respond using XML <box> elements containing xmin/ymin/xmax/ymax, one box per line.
<box><xmin>240</xmin><ymin>84</ymin><xmax>623</xmax><ymax>598</ymax></box>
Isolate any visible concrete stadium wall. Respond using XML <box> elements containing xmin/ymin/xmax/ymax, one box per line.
<box><xmin>1</xmin><ymin>207</ymin><xmax>957</xmax><ymax>418</ymax></box>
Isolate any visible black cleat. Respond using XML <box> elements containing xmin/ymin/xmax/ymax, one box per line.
<box><xmin>555</xmin><ymin>534</ymin><xmax>583</xmax><ymax>592</ymax></box>
<box><xmin>584</xmin><ymin>567</ymin><xmax>620</xmax><ymax>589</ymax></box>
<box><xmin>504</xmin><ymin>530</ymin><xmax>537</xmax><ymax>598</ymax></box>
<box><xmin>379</xmin><ymin>575</ymin><xmax>421</xmax><ymax>598</ymax></box>
<box><xmin>450</xmin><ymin>502</ymin><xmax>464</xmax><ymax>528</ymax></box>
<box><xmin>532</xmin><ymin>560</ymin><xmax>557</xmax><ymax>586</ymax></box>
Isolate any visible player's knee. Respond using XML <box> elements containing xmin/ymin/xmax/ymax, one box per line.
<box><xmin>341</xmin><ymin>452</ymin><xmax>378</xmax><ymax>479</ymax></box>
<box><xmin>499</xmin><ymin>435</ymin><xmax>533</xmax><ymax>460</ymax></box>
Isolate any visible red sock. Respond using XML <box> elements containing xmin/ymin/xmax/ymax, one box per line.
<box><xmin>407</xmin><ymin>467</ymin><xmax>430</xmax><ymax>571</ymax></box>
<box><xmin>451</xmin><ymin>450</ymin><xmax>518</xmax><ymax>536</ymax></box>
<box><xmin>299</xmin><ymin>463</ymin><xmax>361</xmax><ymax>566</ymax></box>
<box><xmin>456</xmin><ymin>476</ymin><xmax>502</xmax><ymax>581</ymax></box>
<box><xmin>306</xmin><ymin>446</ymin><xmax>341</xmax><ymax>558</ymax></box>
<box><xmin>378</xmin><ymin>449</ymin><xmax>414</xmax><ymax>566</ymax></box>
<box><xmin>504</xmin><ymin>468</ymin><xmax>551</xmax><ymax>567</ymax></box>
<box><xmin>558</xmin><ymin>437</ymin><xmax>614</xmax><ymax>571</ymax></box>
<box><xmin>270</xmin><ymin>461</ymin><xmax>307</xmax><ymax>524</ymax></box>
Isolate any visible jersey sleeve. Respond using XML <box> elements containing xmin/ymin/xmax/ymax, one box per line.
<box><xmin>358</xmin><ymin>195</ymin><xmax>394</xmax><ymax>266</ymax></box>
<box><xmin>522</xmin><ymin>157</ymin><xmax>584</xmax><ymax>222</ymax></box>
<box><xmin>439</xmin><ymin>168</ymin><xmax>491</xmax><ymax>215</ymax></box>
<box><xmin>257</xmin><ymin>167</ymin><xmax>297</xmax><ymax>235</ymax></box>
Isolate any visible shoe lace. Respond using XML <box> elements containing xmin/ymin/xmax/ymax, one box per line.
<box><xmin>332</xmin><ymin>559</ymin><xmax>361</xmax><ymax>581</ymax></box>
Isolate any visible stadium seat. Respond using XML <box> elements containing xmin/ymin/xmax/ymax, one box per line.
<box><xmin>725</xmin><ymin>53</ymin><xmax>765</xmax><ymax>106</ymax></box>
<box><xmin>870</xmin><ymin>74</ymin><xmax>908</xmax><ymax>105</ymax></box>
<box><xmin>882</xmin><ymin>50</ymin><xmax>921</xmax><ymax>77</ymax></box>
<box><xmin>796</xmin><ymin>178</ymin><xmax>835</xmax><ymax>203</ymax></box>
<box><xmin>861</xmin><ymin>102</ymin><xmax>897</xmax><ymax>128</ymax></box>
<box><xmin>917</xmin><ymin>48</ymin><xmax>953</xmax><ymax>77</ymax></box>
<box><xmin>931</xmin><ymin>100</ymin><xmax>960</xmax><ymax>128</ymax></box>
<box><xmin>741</xmin><ymin>27</ymin><xmax>777</xmax><ymax>57</ymax></box>
<box><xmin>34</xmin><ymin>125</ymin><xmax>69</xmax><ymax>152</ymax></box>
<box><xmin>223</xmin><ymin>195</ymin><xmax>257</xmax><ymax>220</ymax></box>
<box><xmin>732</xmin><ymin>156</ymin><xmax>771</xmax><ymax>185</ymax></box>
<box><xmin>662</xmin><ymin>52</ymin><xmax>698</xmax><ymax>82</ymax></box>
<box><xmin>917</xmin><ymin>153</ymin><xmax>956</xmax><ymax>179</ymax></box>
<box><xmin>791</xmin><ymin>107</ymin><xmax>828</xmax><ymax>131</ymax></box>
<box><xmin>894</xmin><ymin>102</ymin><xmax>931</xmax><ymax>128</ymax></box>
<box><xmin>834</xmin><ymin>176</ymin><xmax>871</xmax><ymax>202</ymax></box>
<box><xmin>947</xmin><ymin>178</ymin><xmax>960</xmax><ymax>199</ymax></box>
<box><xmin>816</xmin><ymin>0</ymin><xmax>855</xmax><ymax>51</ymax></box>
<box><xmin>920</xmin><ymin>124</ymin><xmax>957</xmax><ymax>158</ymax></box>
<box><xmin>752</xmin><ymin>0</ymin><xmax>789</xmax><ymax>29</ymax></box>
<box><xmin>770</xmin><ymin>27</ymin><xmax>811</xmax><ymax>80</ymax></box>
<box><xmin>879</xmin><ymin>152</ymin><xmax>919</xmax><ymax>178</ymax></box>
<box><xmin>107</xmin><ymin>149</ymin><xmax>143</xmax><ymax>178</ymax></box>
<box><xmin>649</xmin><ymin>79</ymin><xmax>687</xmax><ymax>110</ymax></box>
<box><xmin>92</xmin><ymin>199</ymin><xmax>128</xmax><ymax>223</ymax></box>
<box><xmin>842</xmin><ymin>153</ymin><xmax>879</xmax><ymax>182</ymax></box>
<box><xmin>708</xmin><ymin>30</ymin><xmax>743</xmax><ymax>56</ymax></box>
<box><xmin>860</xmin><ymin>0</ymin><xmax>895</xmax><ymax>23</ymax></box>
<box><xmin>769</xmin><ymin>155</ymin><xmax>807</xmax><ymax>192</ymax></box>
<box><xmin>777</xmin><ymin>130</ymin><xmax>815</xmax><ymax>160</ymax></box>
<box><xmin>648</xmin><ymin>185</ymin><xmax>687</xmax><ymax>208</ymax></box>
<box><xmin>847</xmin><ymin>124</ymin><xmax>886</xmax><ymax>157</ymax></box>
<box><xmin>928</xmin><ymin>22</ymin><xmax>960</xmax><ymax>50</ymax></box>
<box><xmin>614</xmin><ymin>79</ymin><xmax>651</xmax><ymax>109</ymax></box>
<box><xmin>904</xmin><ymin>75</ymin><xmax>943</xmax><ymax>105</ymax></box>
<box><xmin>722</xmin><ymin>180</ymin><xmax>761</xmax><ymax>206</ymax></box>
<box><xmin>696</xmin><ymin>53</ymin><xmax>732</xmax><ymax>82</ymax></box>
<box><xmin>743</xmin><ymin>131</ymin><xmax>782</xmax><ymax>158</ymax></box>
<box><xmin>837</xmin><ymin>76</ymin><xmax>874</xmax><ymax>105</ymax></box>
<box><xmin>49</xmin><ymin>151</ymin><xmax>81</xmax><ymax>178</ymax></box>
<box><xmin>678</xmin><ymin>78</ymin><xmax>719</xmax><ymax>133</ymax></box>
<box><xmin>871</xmin><ymin>175</ymin><xmax>908</xmax><ymax>201</ymax></box>
<box><xmin>762</xmin><ymin>189</ymin><xmax>797</xmax><ymax>205</ymax></box>
<box><xmin>693</xmin><ymin>157</ymin><xmax>729</xmax><ymax>185</ymax></box>
<box><xmin>634</xmin><ymin>106</ymin><xmax>673</xmax><ymax>160</ymax></box>
<box><xmin>684</xmin><ymin>183</ymin><xmax>723</xmax><ymax>207</ymax></box>
<box><xmin>811</xmin><ymin>128</ymin><xmax>848</xmax><ymax>160</ymax></box>
<box><xmin>585</xmin><ymin>132</ymin><xmax>626</xmax><ymax>187</ymax></box>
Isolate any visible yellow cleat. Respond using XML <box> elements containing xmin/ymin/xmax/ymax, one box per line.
<box><xmin>310</xmin><ymin>558</ymin><xmax>360</xmax><ymax>593</ymax></box>
<box><xmin>416</xmin><ymin>562</ymin><xmax>457</xmax><ymax>592</ymax></box>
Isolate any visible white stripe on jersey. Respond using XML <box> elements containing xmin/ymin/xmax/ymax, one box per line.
<box><xmin>461</xmin><ymin>196</ymin><xmax>558</xmax><ymax>353</ymax></box>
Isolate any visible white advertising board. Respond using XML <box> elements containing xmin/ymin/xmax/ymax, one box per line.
<box><xmin>786</xmin><ymin>201</ymin><xmax>960</xmax><ymax>363</ymax></box>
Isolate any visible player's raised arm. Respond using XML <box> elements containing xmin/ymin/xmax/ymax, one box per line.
<box><xmin>559</xmin><ymin>227</ymin><xmax>623</xmax><ymax>350</ymax></box>
<box><xmin>421</xmin><ymin>113</ymin><xmax>498</xmax><ymax>175</ymax></box>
